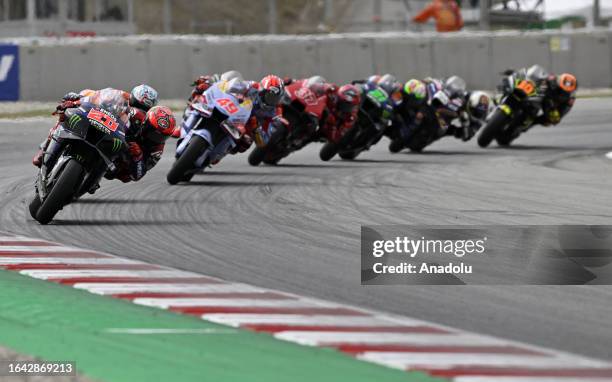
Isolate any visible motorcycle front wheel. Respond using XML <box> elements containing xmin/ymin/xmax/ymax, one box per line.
<box><xmin>167</xmin><ymin>135</ymin><xmax>208</xmax><ymax>185</ymax></box>
<box><xmin>478</xmin><ymin>108</ymin><xmax>510</xmax><ymax>148</ymax></box>
<box><xmin>35</xmin><ymin>159</ymin><xmax>83</xmax><ymax>225</ymax></box>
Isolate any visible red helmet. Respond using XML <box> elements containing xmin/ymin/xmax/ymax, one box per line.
<box><xmin>145</xmin><ymin>106</ymin><xmax>176</xmax><ymax>143</ymax></box>
<box><xmin>258</xmin><ymin>75</ymin><xmax>285</xmax><ymax>109</ymax></box>
<box><xmin>336</xmin><ymin>84</ymin><xmax>361</xmax><ymax>115</ymax></box>
<box><xmin>558</xmin><ymin>73</ymin><xmax>577</xmax><ymax>93</ymax></box>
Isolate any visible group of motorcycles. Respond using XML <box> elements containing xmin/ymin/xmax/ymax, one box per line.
<box><xmin>29</xmin><ymin>65</ymin><xmax>573</xmax><ymax>224</ymax></box>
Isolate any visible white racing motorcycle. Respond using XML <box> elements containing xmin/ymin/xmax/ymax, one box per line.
<box><xmin>167</xmin><ymin>80</ymin><xmax>253</xmax><ymax>184</ymax></box>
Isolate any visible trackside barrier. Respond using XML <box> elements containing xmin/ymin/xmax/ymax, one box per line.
<box><xmin>7</xmin><ymin>29</ymin><xmax>612</xmax><ymax>101</ymax></box>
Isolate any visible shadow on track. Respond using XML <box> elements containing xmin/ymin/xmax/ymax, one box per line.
<box><xmin>50</xmin><ymin>219</ymin><xmax>209</xmax><ymax>226</ymax></box>
<box><xmin>489</xmin><ymin>144</ymin><xmax>590</xmax><ymax>151</ymax></box>
<box><xmin>403</xmin><ymin>150</ymin><xmax>491</xmax><ymax>156</ymax></box>
<box><xmin>74</xmin><ymin>198</ymin><xmax>174</xmax><ymax>205</ymax></box>
<box><xmin>274</xmin><ymin>163</ymin><xmax>361</xmax><ymax>169</ymax></box>
<box><xmin>203</xmin><ymin>171</ymin><xmax>287</xmax><ymax>177</ymax></box>
<box><xmin>177</xmin><ymin>180</ymin><xmax>316</xmax><ymax>187</ymax></box>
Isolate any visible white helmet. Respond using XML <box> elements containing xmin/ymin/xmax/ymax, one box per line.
<box><xmin>445</xmin><ymin>76</ymin><xmax>467</xmax><ymax>98</ymax></box>
<box><xmin>468</xmin><ymin>91</ymin><xmax>491</xmax><ymax>120</ymax></box>
<box><xmin>305</xmin><ymin>75</ymin><xmax>327</xmax><ymax>87</ymax></box>
<box><xmin>220</xmin><ymin>70</ymin><xmax>243</xmax><ymax>82</ymax></box>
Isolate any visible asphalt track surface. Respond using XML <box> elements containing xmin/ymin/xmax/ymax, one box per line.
<box><xmin>1</xmin><ymin>98</ymin><xmax>611</xmax><ymax>361</ymax></box>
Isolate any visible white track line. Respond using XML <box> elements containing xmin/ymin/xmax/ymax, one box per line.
<box><xmin>605</xmin><ymin>152</ymin><xmax>612</xmax><ymax>160</ymax></box>
<box><xmin>0</xmin><ymin>246</ymin><xmax>95</xmax><ymax>252</ymax></box>
<box><xmin>202</xmin><ymin>314</ymin><xmax>425</xmax><ymax>327</ymax></box>
<box><xmin>72</xmin><ymin>283</ymin><xmax>260</xmax><ymax>294</ymax></box>
<box><xmin>358</xmin><ymin>352</ymin><xmax>607</xmax><ymax>369</ymax></box>
<box><xmin>133</xmin><ymin>298</ymin><xmax>329</xmax><ymax>309</ymax></box>
<box><xmin>0</xmin><ymin>258</ymin><xmax>141</xmax><ymax>265</ymax></box>
<box><xmin>274</xmin><ymin>332</ymin><xmax>501</xmax><ymax>346</ymax></box>
<box><xmin>20</xmin><ymin>270</ymin><xmax>195</xmax><ymax>279</ymax></box>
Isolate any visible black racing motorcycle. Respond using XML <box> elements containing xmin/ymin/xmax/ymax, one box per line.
<box><xmin>29</xmin><ymin>100</ymin><xmax>127</xmax><ymax>224</ymax></box>
<box><xmin>478</xmin><ymin>73</ymin><xmax>543</xmax><ymax>148</ymax></box>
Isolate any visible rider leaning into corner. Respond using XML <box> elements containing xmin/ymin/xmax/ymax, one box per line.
<box><xmin>500</xmin><ymin>65</ymin><xmax>578</xmax><ymax>127</ymax></box>
<box><xmin>33</xmin><ymin>85</ymin><xmax>177</xmax><ymax>185</ymax></box>
<box><xmin>179</xmin><ymin>73</ymin><xmax>287</xmax><ymax>155</ymax></box>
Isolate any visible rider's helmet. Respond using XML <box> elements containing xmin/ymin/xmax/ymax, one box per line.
<box><xmin>468</xmin><ymin>91</ymin><xmax>492</xmax><ymax>121</ymax></box>
<box><xmin>305</xmin><ymin>75</ymin><xmax>327</xmax><ymax>88</ymax></box>
<box><xmin>144</xmin><ymin>105</ymin><xmax>177</xmax><ymax>143</ymax></box>
<box><xmin>526</xmin><ymin>65</ymin><xmax>549</xmax><ymax>82</ymax></box>
<box><xmin>403</xmin><ymin>79</ymin><xmax>427</xmax><ymax>101</ymax></box>
<box><xmin>336</xmin><ymin>84</ymin><xmax>361</xmax><ymax>117</ymax></box>
<box><xmin>258</xmin><ymin>75</ymin><xmax>285</xmax><ymax>110</ymax></box>
<box><xmin>557</xmin><ymin>73</ymin><xmax>577</xmax><ymax>93</ymax></box>
<box><xmin>378</xmin><ymin>74</ymin><xmax>399</xmax><ymax>95</ymax></box>
<box><xmin>378</xmin><ymin>74</ymin><xmax>397</xmax><ymax>85</ymax></box>
<box><xmin>220</xmin><ymin>70</ymin><xmax>243</xmax><ymax>82</ymax></box>
<box><xmin>130</xmin><ymin>84</ymin><xmax>159</xmax><ymax>111</ymax></box>
<box><xmin>444</xmin><ymin>76</ymin><xmax>467</xmax><ymax>98</ymax></box>
<box><xmin>366</xmin><ymin>74</ymin><xmax>381</xmax><ymax>86</ymax></box>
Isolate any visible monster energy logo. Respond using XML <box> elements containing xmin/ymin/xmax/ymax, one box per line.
<box><xmin>67</xmin><ymin>114</ymin><xmax>81</xmax><ymax>130</ymax></box>
<box><xmin>112</xmin><ymin>138</ymin><xmax>123</xmax><ymax>153</ymax></box>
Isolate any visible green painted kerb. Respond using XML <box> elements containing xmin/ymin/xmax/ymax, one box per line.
<box><xmin>0</xmin><ymin>270</ymin><xmax>444</xmax><ymax>382</ymax></box>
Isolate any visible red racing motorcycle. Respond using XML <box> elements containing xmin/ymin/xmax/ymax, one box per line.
<box><xmin>248</xmin><ymin>80</ymin><xmax>328</xmax><ymax>166</ymax></box>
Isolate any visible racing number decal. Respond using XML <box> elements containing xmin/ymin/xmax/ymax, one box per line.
<box><xmin>516</xmin><ymin>80</ymin><xmax>536</xmax><ymax>96</ymax></box>
<box><xmin>217</xmin><ymin>98</ymin><xmax>239</xmax><ymax>114</ymax></box>
<box><xmin>87</xmin><ymin>109</ymin><xmax>119</xmax><ymax>132</ymax></box>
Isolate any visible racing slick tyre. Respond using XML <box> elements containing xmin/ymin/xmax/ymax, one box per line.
<box><xmin>388</xmin><ymin>139</ymin><xmax>404</xmax><ymax>153</ymax></box>
<box><xmin>167</xmin><ymin>136</ymin><xmax>208</xmax><ymax>185</ymax></box>
<box><xmin>248</xmin><ymin>147</ymin><xmax>266</xmax><ymax>166</ymax></box>
<box><xmin>263</xmin><ymin>158</ymin><xmax>280</xmax><ymax>165</ymax></box>
<box><xmin>181</xmin><ymin>173</ymin><xmax>195</xmax><ymax>182</ymax></box>
<box><xmin>35</xmin><ymin>159</ymin><xmax>83</xmax><ymax>225</ymax></box>
<box><xmin>478</xmin><ymin>108</ymin><xmax>509</xmax><ymax>148</ymax></box>
<box><xmin>319</xmin><ymin>142</ymin><xmax>339</xmax><ymax>161</ymax></box>
<box><xmin>495</xmin><ymin>130</ymin><xmax>516</xmax><ymax>147</ymax></box>
<box><xmin>28</xmin><ymin>193</ymin><xmax>42</xmax><ymax>220</ymax></box>
<box><xmin>339</xmin><ymin>150</ymin><xmax>359</xmax><ymax>160</ymax></box>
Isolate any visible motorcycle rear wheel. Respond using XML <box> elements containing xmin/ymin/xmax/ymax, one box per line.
<box><xmin>248</xmin><ymin>147</ymin><xmax>266</xmax><ymax>166</ymax></box>
<box><xmin>388</xmin><ymin>139</ymin><xmax>404</xmax><ymax>153</ymax></box>
<box><xmin>35</xmin><ymin>159</ymin><xmax>83</xmax><ymax>225</ymax></box>
<box><xmin>167</xmin><ymin>136</ymin><xmax>208</xmax><ymax>185</ymax></box>
<box><xmin>339</xmin><ymin>150</ymin><xmax>359</xmax><ymax>160</ymax></box>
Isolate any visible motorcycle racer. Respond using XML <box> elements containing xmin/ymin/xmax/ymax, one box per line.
<box><xmin>242</xmin><ymin>75</ymin><xmax>287</xmax><ymax>151</ymax></box>
<box><xmin>34</xmin><ymin>85</ymin><xmax>176</xmax><ymax>184</ymax></box>
<box><xmin>179</xmin><ymin>75</ymin><xmax>286</xmax><ymax>155</ymax></box>
<box><xmin>318</xmin><ymin>84</ymin><xmax>361</xmax><ymax>144</ymax></box>
<box><xmin>534</xmin><ymin>73</ymin><xmax>577</xmax><ymax>126</ymax></box>
<box><xmin>108</xmin><ymin>105</ymin><xmax>177</xmax><ymax>183</ymax></box>
<box><xmin>463</xmin><ymin>90</ymin><xmax>492</xmax><ymax>135</ymax></box>
<box><xmin>499</xmin><ymin>65</ymin><xmax>577</xmax><ymax>127</ymax></box>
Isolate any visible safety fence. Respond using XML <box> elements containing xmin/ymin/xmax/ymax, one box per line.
<box><xmin>0</xmin><ymin>28</ymin><xmax>610</xmax><ymax>101</ymax></box>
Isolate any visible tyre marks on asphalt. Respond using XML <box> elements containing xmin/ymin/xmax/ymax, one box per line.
<box><xmin>2</xmin><ymin>234</ymin><xmax>612</xmax><ymax>381</ymax></box>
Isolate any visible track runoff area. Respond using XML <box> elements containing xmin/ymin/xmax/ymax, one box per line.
<box><xmin>0</xmin><ymin>233</ymin><xmax>611</xmax><ymax>382</ymax></box>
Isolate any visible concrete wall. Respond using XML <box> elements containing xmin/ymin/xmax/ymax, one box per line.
<box><xmin>12</xmin><ymin>29</ymin><xmax>612</xmax><ymax>101</ymax></box>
